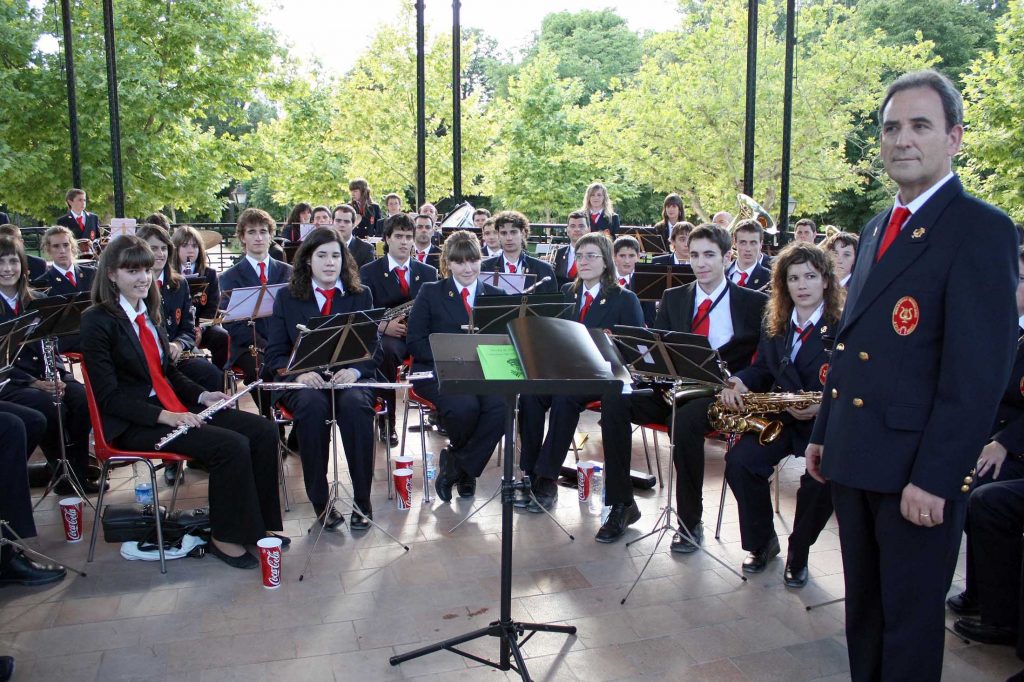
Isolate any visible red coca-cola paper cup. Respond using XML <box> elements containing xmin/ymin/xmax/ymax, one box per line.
<box><xmin>393</xmin><ymin>456</ymin><xmax>415</xmax><ymax>470</ymax></box>
<box><xmin>59</xmin><ymin>497</ymin><xmax>84</xmax><ymax>543</ymax></box>
<box><xmin>577</xmin><ymin>461</ymin><xmax>595</xmax><ymax>502</ymax></box>
<box><xmin>394</xmin><ymin>469</ymin><xmax>413</xmax><ymax>510</ymax></box>
<box><xmin>257</xmin><ymin>537</ymin><xmax>283</xmax><ymax>589</ymax></box>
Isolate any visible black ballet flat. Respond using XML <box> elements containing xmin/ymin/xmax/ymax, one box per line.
<box><xmin>266</xmin><ymin>533</ymin><xmax>291</xmax><ymax>549</ymax></box>
<box><xmin>208</xmin><ymin>543</ymin><xmax>258</xmax><ymax>569</ymax></box>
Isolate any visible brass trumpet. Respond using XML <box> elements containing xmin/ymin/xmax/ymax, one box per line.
<box><xmin>708</xmin><ymin>391</ymin><xmax>822</xmax><ymax>445</ymax></box>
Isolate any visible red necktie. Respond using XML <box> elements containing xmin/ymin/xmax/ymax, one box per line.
<box><xmin>77</xmin><ymin>215</ymin><xmax>84</xmax><ymax>231</ymax></box>
<box><xmin>317</xmin><ymin>287</ymin><xmax>336</xmax><ymax>315</ymax></box>
<box><xmin>134</xmin><ymin>313</ymin><xmax>189</xmax><ymax>413</ymax></box>
<box><xmin>156</xmin><ymin>279</ymin><xmax>162</xmax><ymax>289</ymax></box>
<box><xmin>66</xmin><ymin>270</ymin><xmax>77</xmax><ymax>288</ymax></box>
<box><xmin>395</xmin><ymin>266</ymin><xmax>409</xmax><ymax>297</ymax></box>
<box><xmin>13</xmin><ymin>301</ymin><xmax>19</xmax><ymax>315</ymax></box>
<box><xmin>461</xmin><ymin>287</ymin><xmax>472</xmax><ymax>316</ymax></box>
<box><xmin>590</xmin><ymin>212</ymin><xmax>599</xmax><ymax>226</ymax></box>
<box><xmin>507</xmin><ymin>263</ymin><xmax>517</xmax><ymax>274</ymax></box>
<box><xmin>618</xmin><ymin>278</ymin><xmax>626</xmax><ymax>286</ymax></box>
<box><xmin>738</xmin><ymin>272</ymin><xmax>748</xmax><ymax>287</ymax></box>
<box><xmin>876</xmin><ymin>206</ymin><xmax>911</xmax><ymax>262</ymax></box>
<box><xmin>693</xmin><ymin>298</ymin><xmax>712</xmax><ymax>337</ymax></box>
<box><xmin>259</xmin><ymin>261</ymin><xmax>268</xmax><ymax>285</ymax></box>
<box><xmin>568</xmin><ymin>260</ymin><xmax>577</xmax><ymax>279</ymax></box>
<box><xmin>579</xmin><ymin>292</ymin><xmax>594</xmax><ymax>322</ymax></box>
<box><xmin>417</xmin><ymin>251</ymin><xmax>426</xmax><ymax>263</ymax></box>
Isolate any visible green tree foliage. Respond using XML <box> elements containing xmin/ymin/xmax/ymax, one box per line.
<box><xmin>0</xmin><ymin>0</ymin><xmax>283</xmax><ymax>221</ymax></box>
<box><xmin>579</xmin><ymin>0</ymin><xmax>936</xmax><ymax>224</ymax></box>
<box><xmin>962</xmin><ymin>1</ymin><xmax>1024</xmax><ymax>221</ymax></box>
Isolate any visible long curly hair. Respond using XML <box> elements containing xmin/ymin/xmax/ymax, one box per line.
<box><xmin>764</xmin><ymin>242</ymin><xmax>844</xmax><ymax>338</ymax></box>
<box><xmin>288</xmin><ymin>226</ymin><xmax>363</xmax><ymax>299</ymax></box>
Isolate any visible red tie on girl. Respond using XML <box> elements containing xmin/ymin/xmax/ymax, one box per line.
<box><xmin>258</xmin><ymin>261</ymin><xmax>268</xmax><ymax>285</ymax></box>
<box><xmin>738</xmin><ymin>272</ymin><xmax>748</xmax><ymax>287</ymax></box>
<box><xmin>692</xmin><ymin>298</ymin><xmax>712</xmax><ymax>337</ymax></box>
<box><xmin>316</xmin><ymin>288</ymin><xmax>337</xmax><ymax>315</ymax></box>
<box><xmin>395</xmin><ymin>267</ymin><xmax>409</xmax><ymax>297</ymax></box>
<box><xmin>461</xmin><ymin>287</ymin><xmax>472</xmax><ymax>316</ymax></box>
<box><xmin>66</xmin><ymin>270</ymin><xmax>77</xmax><ymax>288</ymax></box>
<box><xmin>579</xmin><ymin>292</ymin><xmax>594</xmax><ymax>322</ymax></box>
<box><xmin>134</xmin><ymin>313</ymin><xmax>189</xmax><ymax>413</ymax></box>
<box><xmin>876</xmin><ymin>206</ymin><xmax>911</xmax><ymax>262</ymax></box>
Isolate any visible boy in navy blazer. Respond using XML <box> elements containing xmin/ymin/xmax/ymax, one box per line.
<box><xmin>727</xmin><ymin>219</ymin><xmax>771</xmax><ymax>290</ymax></box>
<box><xmin>480</xmin><ymin>210</ymin><xmax>557</xmax><ymax>294</ymax></box>
<box><xmin>55</xmin><ymin>188</ymin><xmax>100</xmax><ymax>241</ymax></box>
<box><xmin>551</xmin><ymin>211</ymin><xmax>590</xmax><ymax>288</ymax></box>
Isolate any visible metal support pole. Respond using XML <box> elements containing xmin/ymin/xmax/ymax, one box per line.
<box><xmin>416</xmin><ymin>0</ymin><xmax>427</xmax><ymax>209</ymax></box>
<box><xmin>451</xmin><ymin>0</ymin><xmax>462</xmax><ymax>204</ymax></box>
<box><xmin>60</xmin><ymin>0</ymin><xmax>81</xmax><ymax>189</ymax></box>
<box><xmin>742</xmin><ymin>0</ymin><xmax>759</xmax><ymax>198</ymax></box>
<box><xmin>778</xmin><ymin>0</ymin><xmax>796</xmax><ymax>231</ymax></box>
<box><xmin>102</xmin><ymin>0</ymin><xmax>125</xmax><ymax>217</ymax></box>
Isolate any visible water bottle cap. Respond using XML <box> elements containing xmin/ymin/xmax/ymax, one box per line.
<box><xmin>593</xmin><ymin>465</ymin><xmax>602</xmax><ymax>473</ymax></box>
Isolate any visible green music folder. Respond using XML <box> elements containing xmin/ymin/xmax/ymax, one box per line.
<box><xmin>477</xmin><ymin>344</ymin><xmax>525</xmax><ymax>380</ymax></box>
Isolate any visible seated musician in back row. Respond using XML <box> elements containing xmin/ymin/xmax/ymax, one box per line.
<box><xmin>613</xmin><ymin>235</ymin><xmax>657</xmax><ymax>328</ymax></box>
<box><xmin>552</xmin><ymin>211</ymin><xmax>590</xmax><ymax>288</ymax></box>
<box><xmin>170</xmin><ymin>225</ymin><xmax>230</xmax><ymax>371</ymax></box>
<box><xmin>407</xmin><ymin>230</ymin><xmax>506</xmax><ymax>502</ymax></box>
<box><xmin>32</xmin><ymin>226</ymin><xmax>95</xmax><ymax>296</ymax></box>
<box><xmin>360</xmin><ymin>213</ymin><xmax>438</xmax><ymax>446</ymax></box>
<box><xmin>721</xmin><ymin>242</ymin><xmax>840</xmax><ymax>586</ymax></box>
<box><xmin>481</xmin><ymin>210</ymin><xmax>557</xmax><ymax>294</ymax></box>
<box><xmin>412</xmin><ymin>213</ymin><xmax>442</xmax><ymax>265</ymax></box>
<box><xmin>333</xmin><ymin>204</ymin><xmax>376</xmax><ymax>268</ymax></box>
<box><xmin>517</xmin><ymin>233</ymin><xmax>643</xmax><ymax>512</ymax></box>
<box><xmin>265</xmin><ymin>227</ymin><xmax>378</xmax><ymax>530</ymax></box>
<box><xmin>598</xmin><ymin>223</ymin><xmax>767</xmax><ymax>544</ymax></box>
<box><xmin>726</xmin><ymin>219</ymin><xmax>771</xmax><ymax>290</ymax></box>
<box><xmin>651</xmin><ymin>221</ymin><xmax>695</xmax><ymax>266</ymax></box>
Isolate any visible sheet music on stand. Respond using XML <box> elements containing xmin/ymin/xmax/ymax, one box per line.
<box><xmin>609</xmin><ymin>324</ymin><xmax>727</xmax><ymax>387</ymax></box>
<box><xmin>631</xmin><ymin>263</ymin><xmax>695</xmax><ymax>302</ymax></box>
<box><xmin>469</xmin><ymin>293</ymin><xmax>573</xmax><ymax>334</ymax></box>
<box><xmin>0</xmin><ymin>312</ymin><xmax>43</xmax><ymax>370</ymax></box>
<box><xmin>219</xmin><ymin>283</ymin><xmax>287</xmax><ymax>323</ymax></box>
<box><xmin>108</xmin><ymin>218</ymin><xmax>137</xmax><ymax>241</ymax></box>
<box><xmin>477</xmin><ymin>271</ymin><xmax>536</xmax><ymax>295</ymax></box>
<box><xmin>285</xmin><ymin>308</ymin><xmax>386</xmax><ymax>374</ymax></box>
<box><xmin>625</xmin><ymin>228</ymin><xmax>667</xmax><ymax>254</ymax></box>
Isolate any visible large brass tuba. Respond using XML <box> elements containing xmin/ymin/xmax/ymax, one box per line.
<box><xmin>727</xmin><ymin>194</ymin><xmax>778</xmax><ymax>235</ymax></box>
<box><xmin>708</xmin><ymin>391</ymin><xmax>822</xmax><ymax>445</ymax></box>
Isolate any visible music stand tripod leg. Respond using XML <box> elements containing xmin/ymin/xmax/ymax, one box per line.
<box><xmin>0</xmin><ymin>520</ymin><xmax>87</xmax><ymax>577</ymax></box>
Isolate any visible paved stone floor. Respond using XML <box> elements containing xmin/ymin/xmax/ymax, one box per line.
<box><xmin>1</xmin><ymin>398</ymin><xmax>1020</xmax><ymax>681</ymax></box>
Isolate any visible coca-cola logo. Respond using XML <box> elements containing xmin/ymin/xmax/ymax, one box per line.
<box><xmin>63</xmin><ymin>506</ymin><xmax>81</xmax><ymax>538</ymax></box>
<box><xmin>265</xmin><ymin>549</ymin><xmax>281</xmax><ymax>585</ymax></box>
<box><xmin>577</xmin><ymin>470</ymin><xmax>590</xmax><ymax>501</ymax></box>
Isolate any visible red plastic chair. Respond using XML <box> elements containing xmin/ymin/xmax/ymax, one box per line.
<box><xmin>79</xmin><ymin>359</ymin><xmax>191</xmax><ymax>574</ymax></box>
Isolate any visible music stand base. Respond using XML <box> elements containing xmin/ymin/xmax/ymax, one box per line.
<box><xmin>389</xmin><ymin>618</ymin><xmax>577</xmax><ymax>678</ymax></box>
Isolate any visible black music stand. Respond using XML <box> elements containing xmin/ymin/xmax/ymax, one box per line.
<box><xmin>281</xmin><ymin>309</ymin><xmax>410</xmax><ymax>581</ymax></box>
<box><xmin>469</xmin><ymin>293</ymin><xmax>573</xmax><ymax>334</ymax></box>
<box><xmin>631</xmin><ymin>263</ymin><xmax>695</xmax><ymax>302</ymax></box>
<box><xmin>185</xmin><ymin>278</ymin><xmax>209</xmax><ymax>305</ymax></box>
<box><xmin>218</xmin><ymin>282</ymin><xmax>286</xmax><ymax>407</ymax></box>
<box><xmin>624</xmin><ymin>228</ymin><xmax>667</xmax><ymax>254</ymax></box>
<box><xmin>607</xmin><ymin>325</ymin><xmax>746</xmax><ymax>604</ymax></box>
<box><xmin>25</xmin><ymin>292</ymin><xmax>94</xmax><ymax>507</ymax></box>
<box><xmin>390</xmin><ymin>316</ymin><xmax>623</xmax><ymax>679</ymax></box>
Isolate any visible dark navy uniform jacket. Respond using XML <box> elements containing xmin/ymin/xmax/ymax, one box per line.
<box><xmin>811</xmin><ymin>176</ymin><xmax>1019</xmax><ymax>500</ymax></box>
<box><xmin>588</xmin><ymin>211</ymin><xmax>620</xmax><ymax>237</ymax></box>
<box><xmin>31</xmin><ymin>264</ymin><xmax>95</xmax><ymax>297</ymax></box>
<box><xmin>406</xmin><ymin>278</ymin><xmax>504</xmax><ymax>375</ymax></box>
<box><xmin>480</xmin><ymin>253</ymin><xmax>558</xmax><ymax>294</ymax></box>
<box><xmin>727</xmin><ymin>261</ymin><xmax>771</xmax><ymax>291</ymax></box>
<box><xmin>359</xmin><ymin>257</ymin><xmax>437</xmax><ymax>309</ymax></box>
<box><xmin>56</xmin><ymin>211</ymin><xmax>100</xmax><ymax>241</ymax></box>
<box><xmin>158</xmin><ymin>275</ymin><xmax>196</xmax><ymax>351</ymax></box>
<box><xmin>559</xmin><ymin>282</ymin><xmax>644</xmax><ymax>330</ymax></box>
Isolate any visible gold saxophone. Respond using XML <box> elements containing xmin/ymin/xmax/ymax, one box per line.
<box><xmin>708</xmin><ymin>391</ymin><xmax>822</xmax><ymax>445</ymax></box>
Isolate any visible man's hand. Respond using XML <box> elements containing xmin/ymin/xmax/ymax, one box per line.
<box><xmin>297</xmin><ymin>371</ymin><xmax>326</xmax><ymax>389</ymax></box>
<box><xmin>719</xmin><ymin>377</ymin><xmax>748</xmax><ymax>411</ymax></box>
<box><xmin>900</xmin><ymin>482</ymin><xmax>946</xmax><ymax>527</ymax></box>
<box><xmin>168</xmin><ymin>341</ymin><xmax>183</xmax><ymax>362</ymax></box>
<box><xmin>787</xmin><ymin>403</ymin><xmax>820</xmax><ymax>421</ymax></box>
<box><xmin>32</xmin><ymin>378</ymin><xmax>65</xmax><ymax>398</ymax></box>
<box><xmin>805</xmin><ymin>443</ymin><xmax>826</xmax><ymax>483</ymax></box>
<box><xmin>977</xmin><ymin>440</ymin><xmax>1008</xmax><ymax>480</ymax></box>
<box><xmin>330</xmin><ymin>368</ymin><xmax>359</xmax><ymax>386</ymax></box>
<box><xmin>381</xmin><ymin>317</ymin><xmax>407</xmax><ymax>338</ymax></box>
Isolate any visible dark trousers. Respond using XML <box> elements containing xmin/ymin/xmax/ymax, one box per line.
<box><xmin>178</xmin><ymin>357</ymin><xmax>225</xmax><ymax>393</ymax></box>
<box><xmin>115</xmin><ymin>407</ymin><xmax>282</xmax><ymax>544</ymax></box>
<box><xmin>373</xmin><ymin>334</ymin><xmax>407</xmax><ymax>428</ymax></box>
<box><xmin>724</xmin><ymin>429</ymin><xmax>833</xmax><ymax>561</ymax></box>
<box><xmin>832</xmin><ymin>481</ymin><xmax>966</xmax><ymax>682</ymax></box>
<box><xmin>0</xmin><ymin>401</ymin><xmax>47</xmax><ymax>458</ymax></box>
<box><xmin>966</xmin><ymin>478</ymin><xmax>1024</xmax><ymax>628</ymax></box>
<box><xmin>962</xmin><ymin>456</ymin><xmax>1024</xmax><ymax>602</ymax></box>
<box><xmin>279</xmin><ymin>385</ymin><xmax>375</xmax><ymax>508</ymax></box>
<box><xmin>231</xmin><ymin>351</ymin><xmax>275</xmax><ymax>419</ymax></box>
<box><xmin>199</xmin><ymin>324</ymin><xmax>230</xmax><ymax>370</ymax></box>
<box><xmin>0</xmin><ymin>413</ymin><xmax>34</xmax><ymax>541</ymax></box>
<box><xmin>414</xmin><ymin>378</ymin><xmax>503</xmax><ymax>478</ymax></box>
<box><xmin>0</xmin><ymin>382</ymin><xmax>91</xmax><ymax>477</ymax></box>
<box><xmin>519</xmin><ymin>393</ymin><xmax>596</xmax><ymax>480</ymax></box>
<box><xmin>601</xmin><ymin>390</ymin><xmax>713</xmax><ymax>530</ymax></box>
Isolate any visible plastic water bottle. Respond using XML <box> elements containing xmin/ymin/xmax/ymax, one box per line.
<box><xmin>589</xmin><ymin>466</ymin><xmax>604</xmax><ymax>516</ymax></box>
<box><xmin>132</xmin><ymin>463</ymin><xmax>153</xmax><ymax>505</ymax></box>
<box><xmin>425</xmin><ymin>452</ymin><xmax>437</xmax><ymax>481</ymax></box>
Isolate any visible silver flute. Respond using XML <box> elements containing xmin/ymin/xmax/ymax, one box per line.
<box><xmin>155</xmin><ymin>380</ymin><xmax>262</xmax><ymax>450</ymax></box>
<box><xmin>260</xmin><ymin>371</ymin><xmax>433</xmax><ymax>391</ymax></box>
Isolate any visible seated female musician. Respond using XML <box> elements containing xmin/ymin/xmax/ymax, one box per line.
<box><xmin>720</xmin><ymin>242</ymin><xmax>842</xmax><ymax>587</ymax></box>
<box><xmin>170</xmin><ymin>225</ymin><xmax>229</xmax><ymax>370</ymax></box>
<box><xmin>0</xmin><ymin>236</ymin><xmax>98</xmax><ymax>494</ymax></box>
<box><xmin>517</xmin><ymin>233</ymin><xmax>643</xmax><ymax>512</ymax></box>
<box><xmin>79</xmin><ymin>235</ymin><xmax>284</xmax><ymax>568</ymax></box>
<box><xmin>406</xmin><ymin>230</ymin><xmax>506</xmax><ymax>502</ymax></box>
<box><xmin>282</xmin><ymin>202</ymin><xmax>313</xmax><ymax>244</ymax></box>
<box><xmin>264</xmin><ymin>227</ymin><xmax>378</xmax><ymax>530</ymax></box>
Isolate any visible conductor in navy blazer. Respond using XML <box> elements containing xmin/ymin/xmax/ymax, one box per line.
<box><xmin>806</xmin><ymin>71</ymin><xmax>1019</xmax><ymax>682</ymax></box>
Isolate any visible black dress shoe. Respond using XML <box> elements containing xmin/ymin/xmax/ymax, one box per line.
<box><xmin>953</xmin><ymin>617</ymin><xmax>1018</xmax><ymax>646</ymax></box>
<box><xmin>526</xmin><ymin>477</ymin><xmax>557</xmax><ymax>513</ymax></box>
<box><xmin>350</xmin><ymin>505</ymin><xmax>372</xmax><ymax>531</ymax></box>
<box><xmin>595</xmin><ymin>501</ymin><xmax>641</xmax><ymax>543</ymax></box>
<box><xmin>266</xmin><ymin>532</ymin><xmax>291</xmax><ymax>548</ymax></box>
<box><xmin>208</xmin><ymin>543</ymin><xmax>258</xmax><ymax>569</ymax></box>
<box><xmin>946</xmin><ymin>590</ymin><xmax>980</xmax><ymax>616</ymax></box>
<box><xmin>0</xmin><ymin>655</ymin><xmax>13</xmax><ymax>682</ymax></box>
<box><xmin>434</xmin><ymin>448</ymin><xmax>459</xmax><ymax>503</ymax></box>
<box><xmin>0</xmin><ymin>551</ymin><xmax>67</xmax><ymax>587</ymax></box>
<box><xmin>742</xmin><ymin>535</ymin><xmax>781</xmax><ymax>574</ymax></box>
<box><xmin>670</xmin><ymin>523</ymin><xmax>704</xmax><ymax>554</ymax></box>
<box><xmin>313</xmin><ymin>506</ymin><xmax>345</xmax><ymax>532</ymax></box>
<box><xmin>513</xmin><ymin>477</ymin><xmax>533</xmax><ymax>508</ymax></box>
<box><xmin>784</xmin><ymin>560</ymin><xmax>809</xmax><ymax>588</ymax></box>
<box><xmin>456</xmin><ymin>473</ymin><xmax>476</xmax><ymax>498</ymax></box>
<box><xmin>164</xmin><ymin>462</ymin><xmax>181</xmax><ymax>486</ymax></box>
